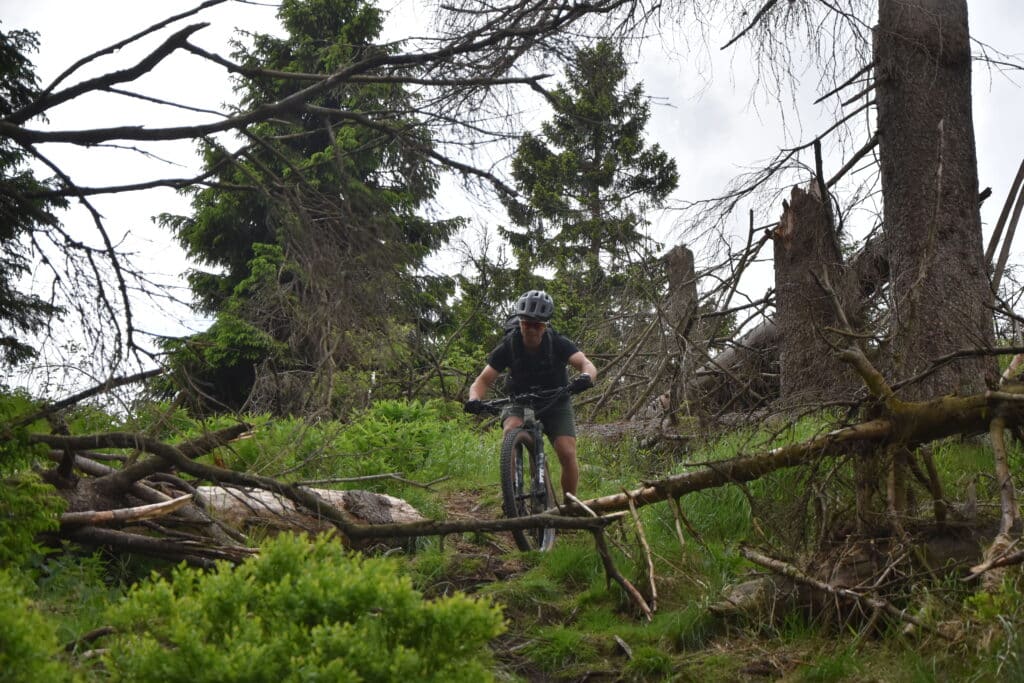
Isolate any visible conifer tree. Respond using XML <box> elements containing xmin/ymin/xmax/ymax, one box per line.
<box><xmin>159</xmin><ymin>0</ymin><xmax>458</xmax><ymax>412</ymax></box>
<box><xmin>502</xmin><ymin>39</ymin><xmax>678</xmax><ymax>341</ymax></box>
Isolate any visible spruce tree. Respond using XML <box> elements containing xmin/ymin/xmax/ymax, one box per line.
<box><xmin>502</xmin><ymin>39</ymin><xmax>678</xmax><ymax>342</ymax></box>
<box><xmin>158</xmin><ymin>0</ymin><xmax>458</xmax><ymax>413</ymax></box>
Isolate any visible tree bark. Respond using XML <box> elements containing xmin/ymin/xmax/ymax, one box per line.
<box><xmin>772</xmin><ymin>184</ymin><xmax>858</xmax><ymax>404</ymax></box>
<box><xmin>875</xmin><ymin>0</ymin><xmax>996</xmax><ymax>398</ymax></box>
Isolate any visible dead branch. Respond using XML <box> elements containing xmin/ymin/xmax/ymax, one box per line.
<box><xmin>566</xmin><ymin>492</ymin><xmax>634</xmax><ymax>560</ymax></box>
<box><xmin>740</xmin><ymin>545</ymin><xmax>946</xmax><ymax>638</ymax></box>
<box><xmin>967</xmin><ymin>540</ymin><xmax>1024</xmax><ymax>578</ymax></box>
<box><xmin>985</xmin><ymin>157</ymin><xmax>1024</xmax><ymax>271</ymax></box>
<box><xmin>625</xmin><ymin>491</ymin><xmax>657</xmax><ymax>612</ymax></box>
<box><xmin>590</xmin><ymin>528</ymin><xmax>653</xmax><ymax>622</ymax></box>
<box><xmin>64</xmin><ymin>526</ymin><xmax>255</xmax><ymax>568</ymax></box>
<box><xmin>64</xmin><ymin>626</ymin><xmax>116</xmax><ymax>653</ymax></box>
<box><xmin>814</xmin><ymin>62</ymin><xmax>875</xmax><ymax>104</ymax></box>
<box><xmin>98</xmin><ymin>423</ymin><xmax>251</xmax><ymax>491</ymax></box>
<box><xmin>721</xmin><ymin>0</ymin><xmax>780</xmax><ymax>50</ymax></box>
<box><xmin>990</xmin><ymin>416</ymin><xmax>1020</xmax><ymax>536</ymax></box>
<box><xmin>9</xmin><ymin>368</ymin><xmax>163</xmax><ymax>429</ymax></box>
<box><xmin>60</xmin><ymin>494</ymin><xmax>193</xmax><ymax>528</ymax></box>
<box><xmin>575</xmin><ymin>419</ymin><xmax>892</xmax><ymax>516</ymax></box>
<box><xmin>293</xmin><ymin>473</ymin><xmax>451</xmax><ymax>489</ymax></box>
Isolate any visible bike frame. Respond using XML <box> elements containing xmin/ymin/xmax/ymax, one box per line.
<box><xmin>508</xmin><ymin>402</ymin><xmax>551</xmax><ymax>512</ymax></box>
<box><xmin>482</xmin><ymin>386</ymin><xmax>571</xmax><ymax>550</ymax></box>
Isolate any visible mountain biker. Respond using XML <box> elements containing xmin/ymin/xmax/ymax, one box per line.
<box><xmin>464</xmin><ymin>289</ymin><xmax>598</xmax><ymax>497</ymax></box>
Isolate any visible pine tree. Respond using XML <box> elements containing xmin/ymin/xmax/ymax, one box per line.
<box><xmin>0</xmin><ymin>29</ymin><xmax>65</xmax><ymax>367</ymax></box>
<box><xmin>502</xmin><ymin>39</ymin><xmax>678</xmax><ymax>343</ymax></box>
<box><xmin>158</xmin><ymin>0</ymin><xmax>458</xmax><ymax>413</ymax></box>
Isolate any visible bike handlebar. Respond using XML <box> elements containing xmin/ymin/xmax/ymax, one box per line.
<box><xmin>479</xmin><ymin>384</ymin><xmax>582</xmax><ymax>416</ymax></box>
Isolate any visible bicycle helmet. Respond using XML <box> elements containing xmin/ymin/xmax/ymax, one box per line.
<box><xmin>515</xmin><ymin>290</ymin><xmax>554</xmax><ymax>321</ymax></box>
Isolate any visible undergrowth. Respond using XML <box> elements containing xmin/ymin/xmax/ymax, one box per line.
<box><xmin>4</xmin><ymin>393</ymin><xmax>1024</xmax><ymax>681</ymax></box>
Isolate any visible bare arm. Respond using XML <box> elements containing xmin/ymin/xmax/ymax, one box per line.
<box><xmin>468</xmin><ymin>365</ymin><xmax>500</xmax><ymax>401</ymax></box>
<box><xmin>568</xmin><ymin>351</ymin><xmax>598</xmax><ymax>381</ymax></box>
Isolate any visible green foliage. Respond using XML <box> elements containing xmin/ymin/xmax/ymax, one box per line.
<box><xmin>792</xmin><ymin>647</ymin><xmax>862</xmax><ymax>682</ymax></box>
<box><xmin>118</xmin><ymin>400</ymin><xmax>203</xmax><ymax>441</ymax></box>
<box><xmin>0</xmin><ymin>29</ymin><xmax>67</xmax><ymax>367</ymax></box>
<box><xmin>217</xmin><ymin>399</ymin><xmax>477</xmax><ymax>488</ymax></box>
<box><xmin>103</xmin><ymin>534</ymin><xmax>505</xmax><ymax>682</ymax></box>
<box><xmin>334</xmin><ymin>399</ymin><xmax>465</xmax><ymax>475</ymax></box>
<box><xmin>504</xmin><ymin>40</ymin><xmax>678</xmax><ymax>276</ymax></box>
<box><xmin>498</xmin><ymin>38</ymin><xmax>679</xmax><ymax>354</ymax></box>
<box><xmin>0</xmin><ymin>389</ymin><xmax>49</xmax><ymax>473</ymax></box>
<box><xmin>543</xmin><ymin>542</ymin><xmax>602</xmax><ymax>590</ymax></box>
<box><xmin>35</xmin><ymin>550</ymin><xmax>123</xmax><ymax>647</ymax></box>
<box><xmin>0</xmin><ymin>569</ymin><xmax>72</xmax><ymax>682</ymax></box>
<box><xmin>158</xmin><ymin>0</ymin><xmax>458</xmax><ymax>415</ymax></box>
<box><xmin>0</xmin><ymin>472</ymin><xmax>65</xmax><ymax>572</ymax></box>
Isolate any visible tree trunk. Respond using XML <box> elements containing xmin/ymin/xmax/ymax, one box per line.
<box><xmin>875</xmin><ymin>0</ymin><xmax>996</xmax><ymax>399</ymax></box>
<box><xmin>772</xmin><ymin>184</ymin><xmax>858</xmax><ymax>405</ymax></box>
<box><xmin>664</xmin><ymin>244</ymin><xmax>705</xmax><ymax>421</ymax></box>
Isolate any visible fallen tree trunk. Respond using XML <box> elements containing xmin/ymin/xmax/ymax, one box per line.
<box><xmin>572</xmin><ymin>379</ymin><xmax>1022</xmax><ymax>517</ymax></box>
<box><xmin>197</xmin><ymin>485</ymin><xmax>426</xmax><ymax>542</ymax></box>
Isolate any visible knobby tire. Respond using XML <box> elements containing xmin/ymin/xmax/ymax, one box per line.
<box><xmin>499</xmin><ymin>428</ymin><xmax>555</xmax><ymax>551</ymax></box>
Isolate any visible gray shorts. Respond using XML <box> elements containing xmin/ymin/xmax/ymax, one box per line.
<box><xmin>500</xmin><ymin>396</ymin><xmax>577</xmax><ymax>439</ymax></box>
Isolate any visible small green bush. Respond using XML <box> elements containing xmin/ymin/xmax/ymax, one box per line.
<box><xmin>0</xmin><ymin>390</ymin><xmax>50</xmax><ymax>475</ymax></box>
<box><xmin>335</xmin><ymin>399</ymin><xmax>467</xmax><ymax>475</ymax></box>
<box><xmin>0</xmin><ymin>472</ymin><xmax>65</xmax><ymax>572</ymax></box>
<box><xmin>103</xmin><ymin>533</ymin><xmax>505</xmax><ymax>682</ymax></box>
<box><xmin>0</xmin><ymin>569</ymin><xmax>72</xmax><ymax>682</ymax></box>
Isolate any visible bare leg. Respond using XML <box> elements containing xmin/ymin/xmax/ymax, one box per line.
<box><xmin>552</xmin><ymin>435</ymin><xmax>580</xmax><ymax>497</ymax></box>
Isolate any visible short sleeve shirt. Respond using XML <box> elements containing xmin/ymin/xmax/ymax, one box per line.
<box><xmin>487</xmin><ymin>331</ymin><xmax>579</xmax><ymax>393</ymax></box>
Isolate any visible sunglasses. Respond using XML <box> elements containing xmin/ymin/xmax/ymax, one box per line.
<box><xmin>519</xmin><ymin>319</ymin><xmax>546</xmax><ymax>330</ymax></box>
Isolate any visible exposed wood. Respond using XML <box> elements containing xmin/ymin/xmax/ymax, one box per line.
<box><xmin>197</xmin><ymin>485</ymin><xmax>425</xmax><ymax>537</ymax></box>
<box><xmin>625</xmin><ymin>491</ymin><xmax>657</xmax><ymax>612</ymax></box>
<box><xmin>60</xmin><ymin>494</ymin><xmax>193</xmax><ymax>528</ymax></box>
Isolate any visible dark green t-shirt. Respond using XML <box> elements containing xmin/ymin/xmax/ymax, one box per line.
<box><xmin>487</xmin><ymin>330</ymin><xmax>579</xmax><ymax>393</ymax></box>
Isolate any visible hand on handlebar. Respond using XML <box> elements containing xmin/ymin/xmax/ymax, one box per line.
<box><xmin>463</xmin><ymin>399</ymin><xmax>486</xmax><ymax>415</ymax></box>
<box><xmin>568</xmin><ymin>373</ymin><xmax>593</xmax><ymax>394</ymax></box>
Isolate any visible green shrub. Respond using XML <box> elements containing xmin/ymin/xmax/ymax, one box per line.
<box><xmin>0</xmin><ymin>472</ymin><xmax>65</xmax><ymax>572</ymax></box>
<box><xmin>335</xmin><ymin>399</ymin><xmax>467</xmax><ymax>475</ymax></box>
<box><xmin>0</xmin><ymin>569</ymin><xmax>72</xmax><ymax>682</ymax></box>
<box><xmin>36</xmin><ymin>551</ymin><xmax>123</xmax><ymax>646</ymax></box>
<box><xmin>103</xmin><ymin>533</ymin><xmax>505</xmax><ymax>682</ymax></box>
<box><xmin>0</xmin><ymin>390</ymin><xmax>50</xmax><ymax>475</ymax></box>
<box><xmin>214</xmin><ymin>399</ymin><xmax>478</xmax><ymax>486</ymax></box>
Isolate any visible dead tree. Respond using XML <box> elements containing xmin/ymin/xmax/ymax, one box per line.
<box><xmin>771</xmin><ymin>182</ymin><xmax>858</xmax><ymax>405</ymax></box>
<box><xmin>874</xmin><ymin>0</ymin><xmax>997</xmax><ymax>398</ymax></box>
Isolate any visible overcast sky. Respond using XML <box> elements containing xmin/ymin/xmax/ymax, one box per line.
<box><xmin>4</xmin><ymin>0</ymin><xmax>1024</xmax><ymax>358</ymax></box>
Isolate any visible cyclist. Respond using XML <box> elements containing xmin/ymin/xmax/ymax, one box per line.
<box><xmin>464</xmin><ymin>289</ymin><xmax>598</xmax><ymax>497</ymax></box>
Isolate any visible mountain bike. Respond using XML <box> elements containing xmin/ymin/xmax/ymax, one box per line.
<box><xmin>480</xmin><ymin>384</ymin><xmax>583</xmax><ymax>552</ymax></box>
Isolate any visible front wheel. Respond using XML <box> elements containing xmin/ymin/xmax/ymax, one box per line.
<box><xmin>499</xmin><ymin>428</ymin><xmax>556</xmax><ymax>551</ymax></box>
